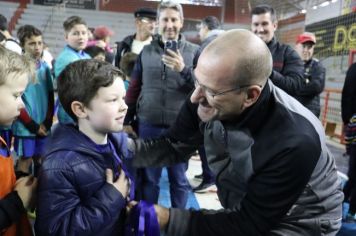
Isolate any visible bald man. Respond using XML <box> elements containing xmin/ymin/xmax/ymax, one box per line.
<box><xmin>130</xmin><ymin>29</ymin><xmax>343</xmax><ymax>235</ymax></box>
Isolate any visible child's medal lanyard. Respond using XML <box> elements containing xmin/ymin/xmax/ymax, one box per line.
<box><xmin>112</xmin><ymin>146</ymin><xmax>160</xmax><ymax>236</ymax></box>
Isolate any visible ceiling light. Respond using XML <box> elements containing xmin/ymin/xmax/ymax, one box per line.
<box><xmin>319</xmin><ymin>1</ymin><xmax>330</xmax><ymax>7</ymax></box>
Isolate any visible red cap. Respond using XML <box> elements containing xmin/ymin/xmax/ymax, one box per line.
<box><xmin>296</xmin><ymin>32</ymin><xmax>316</xmax><ymax>44</ymax></box>
<box><xmin>94</xmin><ymin>26</ymin><xmax>114</xmax><ymax>39</ymax></box>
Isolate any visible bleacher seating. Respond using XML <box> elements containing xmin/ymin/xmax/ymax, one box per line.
<box><xmin>12</xmin><ymin>3</ymin><xmax>136</xmax><ymax>57</ymax></box>
<box><xmin>0</xmin><ymin>1</ymin><xmax>19</xmax><ymax>25</ymax></box>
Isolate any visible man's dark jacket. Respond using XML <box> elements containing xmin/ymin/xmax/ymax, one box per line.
<box><xmin>268</xmin><ymin>37</ymin><xmax>304</xmax><ymax>97</ymax></box>
<box><xmin>131</xmin><ymin>81</ymin><xmax>343</xmax><ymax>235</ymax></box>
<box><xmin>295</xmin><ymin>58</ymin><xmax>326</xmax><ymax>117</ymax></box>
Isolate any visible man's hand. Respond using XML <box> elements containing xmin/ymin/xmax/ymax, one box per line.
<box><xmin>106</xmin><ymin>169</ymin><xmax>129</xmax><ymax>198</ymax></box>
<box><xmin>126</xmin><ymin>201</ymin><xmax>169</xmax><ymax>231</ymax></box>
<box><xmin>123</xmin><ymin>125</ymin><xmax>137</xmax><ymax>138</ymax></box>
<box><xmin>154</xmin><ymin>204</ymin><xmax>170</xmax><ymax>230</ymax></box>
<box><xmin>14</xmin><ymin>176</ymin><xmax>37</xmax><ymax>210</ymax></box>
<box><xmin>162</xmin><ymin>49</ymin><xmax>185</xmax><ymax>72</ymax></box>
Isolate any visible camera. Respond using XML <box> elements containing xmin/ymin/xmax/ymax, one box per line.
<box><xmin>164</xmin><ymin>40</ymin><xmax>178</xmax><ymax>53</ymax></box>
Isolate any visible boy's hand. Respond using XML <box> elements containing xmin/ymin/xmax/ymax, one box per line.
<box><xmin>14</xmin><ymin>176</ymin><xmax>37</xmax><ymax>210</ymax></box>
<box><xmin>106</xmin><ymin>169</ymin><xmax>129</xmax><ymax>198</ymax></box>
<box><xmin>126</xmin><ymin>200</ymin><xmax>138</xmax><ymax>215</ymax></box>
<box><xmin>37</xmin><ymin>124</ymin><xmax>47</xmax><ymax>136</ymax></box>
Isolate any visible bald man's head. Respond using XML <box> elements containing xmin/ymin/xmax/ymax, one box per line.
<box><xmin>200</xmin><ymin>29</ymin><xmax>272</xmax><ymax>87</ymax></box>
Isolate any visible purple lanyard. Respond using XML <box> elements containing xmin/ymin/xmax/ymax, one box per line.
<box><xmin>108</xmin><ymin>142</ymin><xmax>160</xmax><ymax>235</ymax></box>
<box><xmin>125</xmin><ymin>200</ymin><xmax>160</xmax><ymax>236</ymax></box>
<box><xmin>109</xmin><ymin>142</ymin><xmax>135</xmax><ymax>201</ymax></box>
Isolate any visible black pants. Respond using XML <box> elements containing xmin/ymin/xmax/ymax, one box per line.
<box><xmin>344</xmin><ymin>145</ymin><xmax>356</xmax><ymax>214</ymax></box>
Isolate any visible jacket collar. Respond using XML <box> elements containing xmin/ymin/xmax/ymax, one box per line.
<box><xmin>156</xmin><ymin>34</ymin><xmax>184</xmax><ymax>49</ymax></box>
<box><xmin>266</xmin><ymin>37</ymin><xmax>278</xmax><ymax>49</ymax></box>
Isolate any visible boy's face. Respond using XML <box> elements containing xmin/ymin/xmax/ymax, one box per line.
<box><xmin>0</xmin><ymin>73</ymin><xmax>28</xmax><ymax>126</ymax></box>
<box><xmin>23</xmin><ymin>35</ymin><xmax>43</xmax><ymax>60</ymax></box>
<box><xmin>85</xmin><ymin>77</ymin><xmax>127</xmax><ymax>133</ymax></box>
<box><xmin>65</xmin><ymin>24</ymin><xmax>88</xmax><ymax>51</ymax></box>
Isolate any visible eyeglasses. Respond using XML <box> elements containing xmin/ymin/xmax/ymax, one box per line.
<box><xmin>140</xmin><ymin>17</ymin><xmax>156</xmax><ymax>24</ymax></box>
<box><xmin>194</xmin><ymin>77</ymin><xmax>259</xmax><ymax>99</ymax></box>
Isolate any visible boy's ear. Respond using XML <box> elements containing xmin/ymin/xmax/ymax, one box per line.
<box><xmin>71</xmin><ymin>101</ymin><xmax>87</xmax><ymax>119</ymax></box>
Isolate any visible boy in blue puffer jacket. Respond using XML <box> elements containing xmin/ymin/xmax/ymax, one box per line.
<box><xmin>35</xmin><ymin>60</ymin><xmax>132</xmax><ymax>235</ymax></box>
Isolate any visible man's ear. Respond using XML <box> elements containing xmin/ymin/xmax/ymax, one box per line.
<box><xmin>273</xmin><ymin>21</ymin><xmax>278</xmax><ymax>31</ymax></box>
<box><xmin>71</xmin><ymin>101</ymin><xmax>87</xmax><ymax>119</ymax></box>
<box><xmin>243</xmin><ymin>85</ymin><xmax>262</xmax><ymax>108</ymax></box>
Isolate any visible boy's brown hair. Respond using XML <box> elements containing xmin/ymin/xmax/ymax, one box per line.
<box><xmin>58</xmin><ymin>59</ymin><xmax>125</xmax><ymax>121</ymax></box>
<box><xmin>63</xmin><ymin>16</ymin><xmax>87</xmax><ymax>33</ymax></box>
<box><xmin>119</xmin><ymin>52</ymin><xmax>138</xmax><ymax>77</ymax></box>
<box><xmin>17</xmin><ymin>24</ymin><xmax>42</xmax><ymax>47</ymax></box>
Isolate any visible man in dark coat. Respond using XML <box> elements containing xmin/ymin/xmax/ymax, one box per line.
<box><xmin>294</xmin><ymin>32</ymin><xmax>326</xmax><ymax>117</ymax></box>
<box><xmin>251</xmin><ymin>5</ymin><xmax>304</xmax><ymax>98</ymax></box>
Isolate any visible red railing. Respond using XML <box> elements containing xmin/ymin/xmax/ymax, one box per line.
<box><xmin>8</xmin><ymin>1</ymin><xmax>28</xmax><ymax>33</ymax></box>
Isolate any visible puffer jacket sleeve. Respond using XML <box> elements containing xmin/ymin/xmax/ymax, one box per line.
<box><xmin>130</xmin><ymin>97</ymin><xmax>203</xmax><ymax>168</ymax></box>
<box><xmin>35</xmin><ymin>152</ymin><xmax>126</xmax><ymax>236</ymax></box>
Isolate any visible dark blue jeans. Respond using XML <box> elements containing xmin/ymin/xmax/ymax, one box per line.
<box><xmin>137</xmin><ymin>122</ymin><xmax>190</xmax><ymax>208</ymax></box>
<box><xmin>198</xmin><ymin>146</ymin><xmax>215</xmax><ymax>183</ymax></box>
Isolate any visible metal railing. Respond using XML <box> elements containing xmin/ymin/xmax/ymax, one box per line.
<box><xmin>320</xmin><ymin>88</ymin><xmax>344</xmax><ymax>143</ymax></box>
<box><xmin>42</xmin><ymin>1</ymin><xmax>68</xmax><ymax>35</ymax></box>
